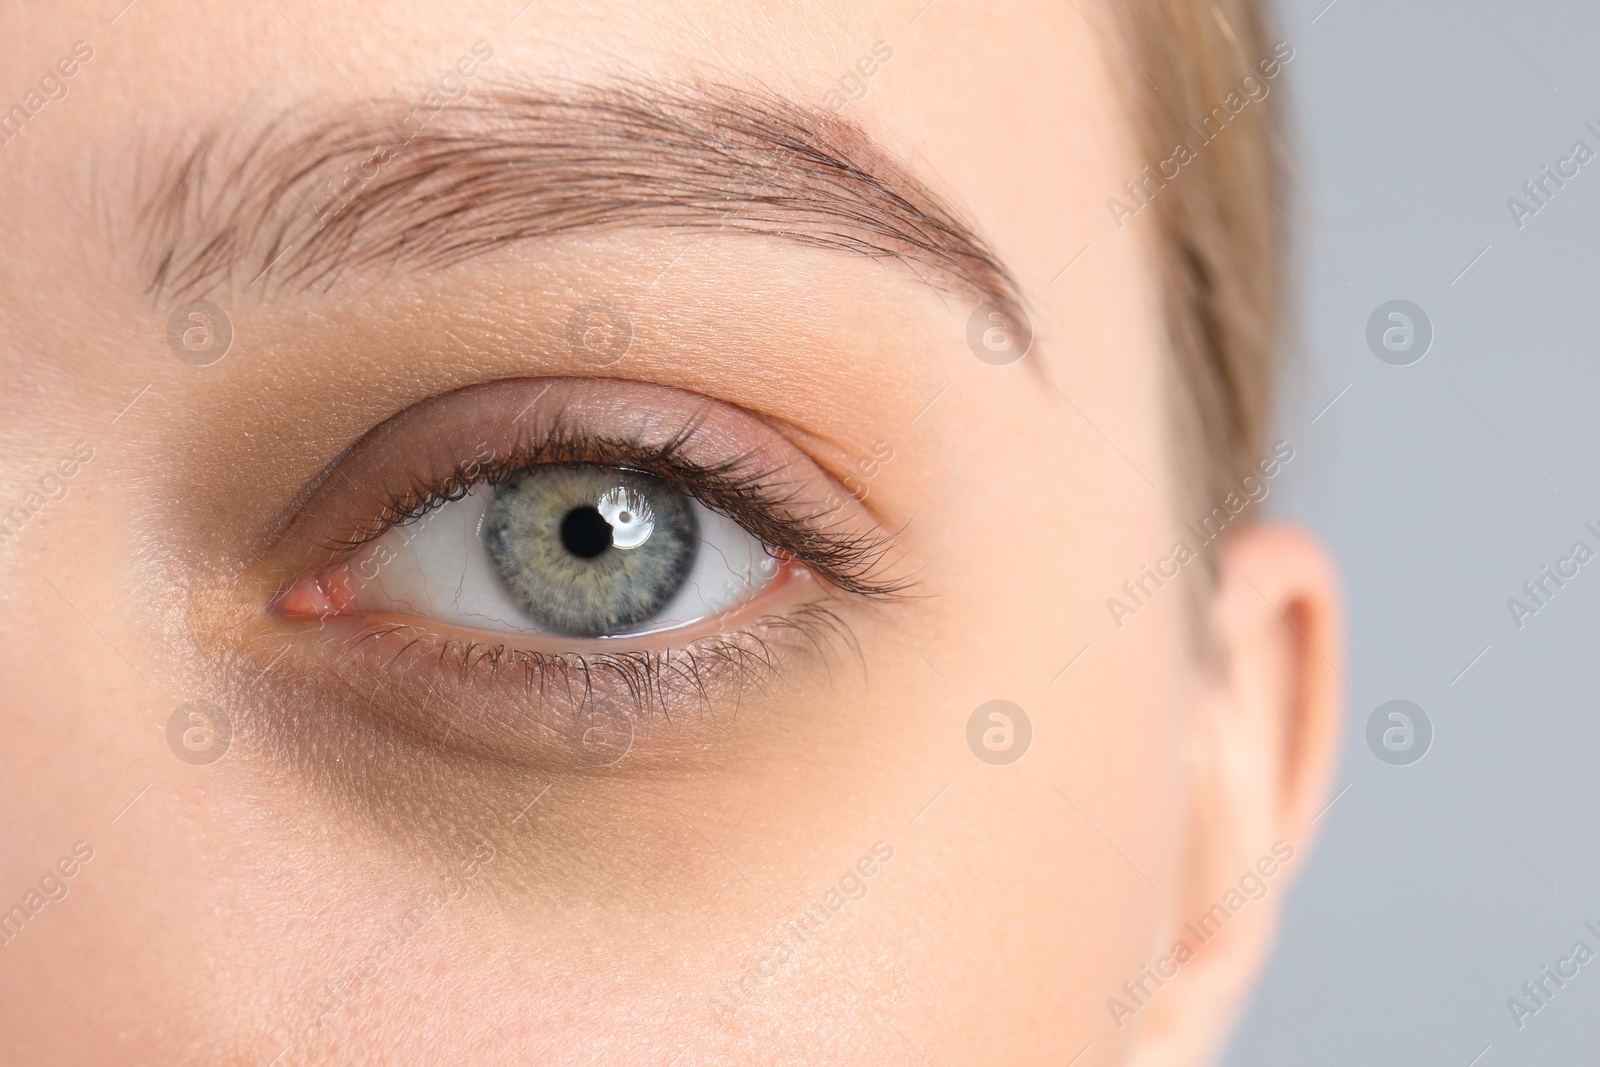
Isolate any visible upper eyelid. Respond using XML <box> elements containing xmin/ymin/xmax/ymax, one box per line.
<box><xmin>333</xmin><ymin>428</ymin><xmax>910</xmax><ymax>602</ymax></box>
<box><xmin>277</xmin><ymin>378</ymin><xmax>913</xmax><ymax>602</ymax></box>
<box><xmin>322</xmin><ymin>418</ymin><xmax>810</xmax><ymax>554</ymax></box>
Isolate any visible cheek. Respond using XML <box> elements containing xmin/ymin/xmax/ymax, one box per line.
<box><xmin>821</xmin><ymin>317</ymin><xmax>1189</xmax><ymax>1048</ymax></box>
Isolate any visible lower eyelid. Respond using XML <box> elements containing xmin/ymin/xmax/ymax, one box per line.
<box><xmin>253</xmin><ymin>583</ymin><xmax>859</xmax><ymax>773</ymax></box>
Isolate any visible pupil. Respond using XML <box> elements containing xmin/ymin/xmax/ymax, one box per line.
<box><xmin>560</xmin><ymin>505</ymin><xmax>613</xmax><ymax>559</ymax></box>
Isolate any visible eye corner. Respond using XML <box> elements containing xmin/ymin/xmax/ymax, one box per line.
<box><xmin>271</xmin><ymin>570</ymin><xmax>356</xmax><ymax>621</ymax></box>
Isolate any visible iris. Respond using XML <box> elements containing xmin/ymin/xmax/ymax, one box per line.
<box><xmin>483</xmin><ymin>466</ymin><xmax>698</xmax><ymax>636</ymax></box>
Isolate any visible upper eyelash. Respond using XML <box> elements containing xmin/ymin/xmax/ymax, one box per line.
<box><xmin>321</xmin><ymin>418</ymin><xmax>914</xmax><ymax>601</ymax></box>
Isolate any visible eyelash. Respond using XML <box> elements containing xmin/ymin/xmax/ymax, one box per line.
<box><xmin>345</xmin><ymin>601</ymin><xmax>863</xmax><ymax>717</ymax></box>
<box><xmin>321</xmin><ymin>421</ymin><xmax>909</xmax><ymax>600</ymax></box>
<box><xmin>298</xmin><ymin>419</ymin><xmax>910</xmax><ymax>718</ymax></box>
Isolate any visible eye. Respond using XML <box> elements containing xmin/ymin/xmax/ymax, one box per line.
<box><xmin>330</xmin><ymin>462</ymin><xmax>782</xmax><ymax>639</ymax></box>
<box><xmin>264</xmin><ymin>376</ymin><xmax>909</xmax><ymax>744</ymax></box>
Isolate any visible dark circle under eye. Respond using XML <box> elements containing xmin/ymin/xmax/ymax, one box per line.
<box><xmin>482</xmin><ymin>465</ymin><xmax>699</xmax><ymax>637</ymax></box>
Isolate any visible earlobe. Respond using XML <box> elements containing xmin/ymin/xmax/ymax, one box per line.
<box><xmin>1125</xmin><ymin>523</ymin><xmax>1343</xmax><ymax>1067</ymax></box>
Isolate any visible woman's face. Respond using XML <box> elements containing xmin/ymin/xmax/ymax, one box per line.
<box><xmin>0</xmin><ymin>2</ymin><xmax>1341</xmax><ymax>1064</ymax></box>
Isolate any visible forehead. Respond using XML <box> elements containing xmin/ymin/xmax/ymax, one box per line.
<box><xmin>0</xmin><ymin>1</ymin><xmax>1141</xmax><ymax>288</ymax></box>
<box><xmin>0</xmin><ymin>0</ymin><xmax>1171</xmax><ymax>474</ymax></box>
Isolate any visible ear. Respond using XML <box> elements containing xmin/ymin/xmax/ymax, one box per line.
<box><xmin>1126</xmin><ymin>523</ymin><xmax>1343</xmax><ymax>1067</ymax></box>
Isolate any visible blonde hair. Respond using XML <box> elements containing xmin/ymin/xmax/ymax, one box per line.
<box><xmin>1115</xmin><ymin>0</ymin><xmax>1288</xmax><ymax>518</ymax></box>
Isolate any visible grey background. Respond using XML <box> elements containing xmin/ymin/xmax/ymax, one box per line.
<box><xmin>1228</xmin><ymin>2</ymin><xmax>1600</xmax><ymax>1065</ymax></box>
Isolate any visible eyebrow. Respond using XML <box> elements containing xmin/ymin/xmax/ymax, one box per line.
<box><xmin>139</xmin><ymin>79</ymin><xmax>1022</xmax><ymax>313</ymax></box>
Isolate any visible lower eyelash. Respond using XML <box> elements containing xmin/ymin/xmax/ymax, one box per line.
<box><xmin>347</xmin><ymin>601</ymin><xmax>862</xmax><ymax>728</ymax></box>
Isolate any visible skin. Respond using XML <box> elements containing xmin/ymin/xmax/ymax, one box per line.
<box><xmin>0</xmin><ymin>2</ymin><xmax>1342</xmax><ymax>1065</ymax></box>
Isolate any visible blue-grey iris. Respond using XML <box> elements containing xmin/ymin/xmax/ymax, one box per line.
<box><xmin>483</xmin><ymin>465</ymin><xmax>699</xmax><ymax>636</ymax></box>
